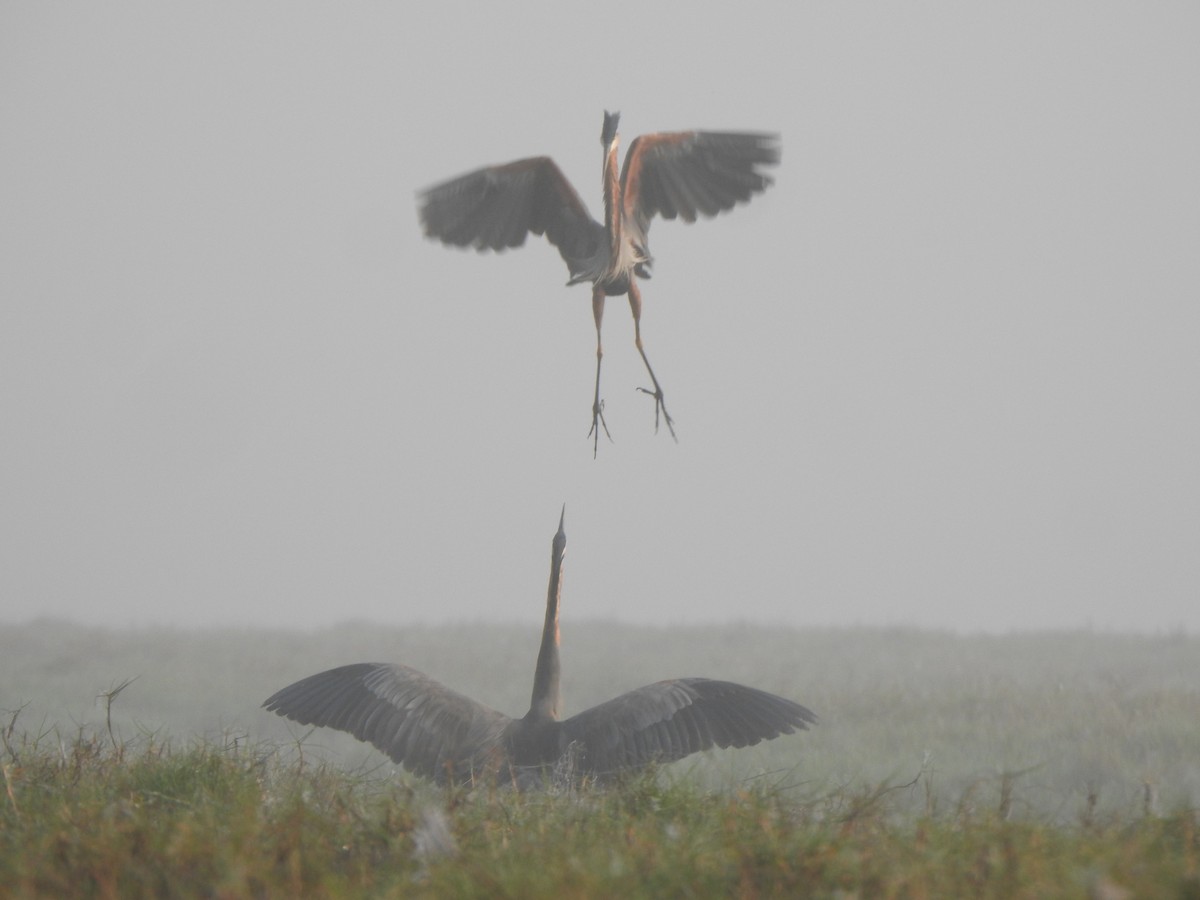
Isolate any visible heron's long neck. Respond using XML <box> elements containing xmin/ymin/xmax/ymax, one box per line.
<box><xmin>602</xmin><ymin>141</ymin><xmax>622</xmax><ymax>263</ymax></box>
<box><xmin>528</xmin><ymin>548</ymin><xmax>563</xmax><ymax>720</ymax></box>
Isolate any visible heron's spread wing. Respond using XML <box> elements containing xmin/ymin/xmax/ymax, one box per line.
<box><xmin>620</xmin><ymin>132</ymin><xmax>780</xmax><ymax>239</ymax></box>
<box><xmin>560</xmin><ymin>678</ymin><xmax>816</xmax><ymax>778</ymax></box>
<box><xmin>263</xmin><ymin>663</ymin><xmax>511</xmax><ymax>784</ymax></box>
<box><xmin>418</xmin><ymin>156</ymin><xmax>605</xmax><ymax>281</ymax></box>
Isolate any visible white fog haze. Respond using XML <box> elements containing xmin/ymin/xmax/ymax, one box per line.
<box><xmin>2</xmin><ymin>4</ymin><xmax>1197</xmax><ymax>633</ymax></box>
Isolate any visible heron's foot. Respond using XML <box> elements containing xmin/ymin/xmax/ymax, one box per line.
<box><xmin>636</xmin><ymin>386</ymin><xmax>678</xmax><ymax>442</ymax></box>
<box><xmin>588</xmin><ymin>399</ymin><xmax>612</xmax><ymax>458</ymax></box>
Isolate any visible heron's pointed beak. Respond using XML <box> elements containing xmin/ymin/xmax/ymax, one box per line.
<box><xmin>601</xmin><ymin>110</ymin><xmax>620</xmax><ymax>148</ymax></box>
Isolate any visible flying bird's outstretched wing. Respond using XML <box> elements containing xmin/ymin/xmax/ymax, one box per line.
<box><xmin>418</xmin><ymin>156</ymin><xmax>606</xmax><ymax>283</ymax></box>
<box><xmin>263</xmin><ymin>663</ymin><xmax>511</xmax><ymax>784</ymax></box>
<box><xmin>560</xmin><ymin>677</ymin><xmax>816</xmax><ymax>778</ymax></box>
<box><xmin>620</xmin><ymin>131</ymin><xmax>780</xmax><ymax>241</ymax></box>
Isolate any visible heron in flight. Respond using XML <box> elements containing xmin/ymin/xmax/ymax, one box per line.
<box><xmin>418</xmin><ymin>112</ymin><xmax>780</xmax><ymax>455</ymax></box>
<box><xmin>263</xmin><ymin>508</ymin><xmax>815</xmax><ymax>787</ymax></box>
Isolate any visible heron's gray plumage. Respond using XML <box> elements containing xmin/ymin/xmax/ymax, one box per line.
<box><xmin>418</xmin><ymin>157</ymin><xmax>607</xmax><ymax>285</ymax></box>
<box><xmin>560</xmin><ymin>677</ymin><xmax>813</xmax><ymax>778</ymax></box>
<box><xmin>418</xmin><ymin>130</ymin><xmax>777</xmax><ymax>290</ymax></box>
<box><xmin>416</xmin><ymin>113</ymin><xmax>780</xmax><ymax>452</ymax></box>
<box><xmin>264</xmin><ymin>662</ymin><xmax>510</xmax><ymax>783</ymax></box>
<box><xmin>263</xmin><ymin>510</ymin><xmax>815</xmax><ymax>787</ymax></box>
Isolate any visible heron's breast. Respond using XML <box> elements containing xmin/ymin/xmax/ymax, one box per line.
<box><xmin>506</xmin><ymin>718</ymin><xmax>567</xmax><ymax>767</ymax></box>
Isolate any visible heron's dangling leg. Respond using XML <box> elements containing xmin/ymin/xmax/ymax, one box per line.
<box><xmin>588</xmin><ymin>285</ymin><xmax>612</xmax><ymax>457</ymax></box>
<box><xmin>628</xmin><ymin>282</ymin><xmax>677</xmax><ymax>440</ymax></box>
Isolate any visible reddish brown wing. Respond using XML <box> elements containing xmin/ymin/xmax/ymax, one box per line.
<box><xmin>418</xmin><ymin>156</ymin><xmax>605</xmax><ymax>280</ymax></box>
<box><xmin>620</xmin><ymin>131</ymin><xmax>780</xmax><ymax>236</ymax></box>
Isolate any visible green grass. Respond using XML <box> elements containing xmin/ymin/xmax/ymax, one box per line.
<box><xmin>2</xmin><ymin>621</ymin><xmax>1199</xmax><ymax>895</ymax></box>
<box><xmin>0</xmin><ymin>730</ymin><xmax>1196</xmax><ymax>898</ymax></box>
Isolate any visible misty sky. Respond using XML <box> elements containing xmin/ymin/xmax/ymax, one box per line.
<box><xmin>2</xmin><ymin>4</ymin><xmax>1197</xmax><ymax>633</ymax></box>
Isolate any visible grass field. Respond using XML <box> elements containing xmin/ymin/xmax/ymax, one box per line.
<box><xmin>2</xmin><ymin>620</ymin><xmax>1198</xmax><ymax>896</ymax></box>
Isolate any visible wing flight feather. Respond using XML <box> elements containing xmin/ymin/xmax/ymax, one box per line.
<box><xmin>264</xmin><ymin>663</ymin><xmax>511</xmax><ymax>784</ymax></box>
<box><xmin>561</xmin><ymin>677</ymin><xmax>815</xmax><ymax>778</ymax></box>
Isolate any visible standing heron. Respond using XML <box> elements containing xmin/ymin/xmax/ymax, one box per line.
<box><xmin>263</xmin><ymin>508</ymin><xmax>815</xmax><ymax>787</ymax></box>
<box><xmin>418</xmin><ymin>112</ymin><xmax>780</xmax><ymax>455</ymax></box>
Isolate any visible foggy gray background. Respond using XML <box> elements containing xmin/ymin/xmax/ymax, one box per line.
<box><xmin>2</xmin><ymin>4</ymin><xmax>1197</xmax><ymax>633</ymax></box>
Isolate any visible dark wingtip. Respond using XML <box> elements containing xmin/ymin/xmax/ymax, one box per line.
<box><xmin>601</xmin><ymin>111</ymin><xmax>620</xmax><ymax>147</ymax></box>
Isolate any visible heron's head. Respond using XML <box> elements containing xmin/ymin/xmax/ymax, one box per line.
<box><xmin>552</xmin><ymin>505</ymin><xmax>567</xmax><ymax>565</ymax></box>
<box><xmin>601</xmin><ymin>111</ymin><xmax>620</xmax><ymax>149</ymax></box>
